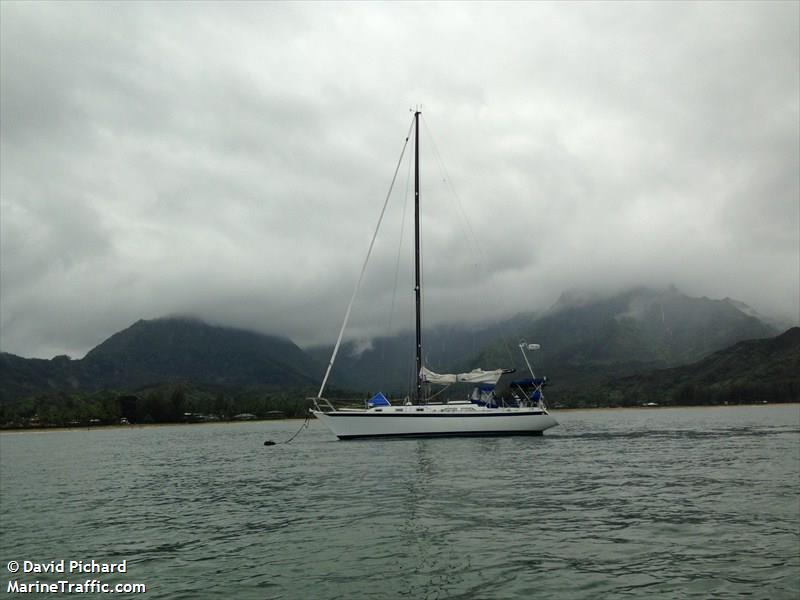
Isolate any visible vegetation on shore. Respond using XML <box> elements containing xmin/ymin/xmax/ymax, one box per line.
<box><xmin>2</xmin><ymin>384</ymin><xmax>795</xmax><ymax>430</ymax></box>
<box><xmin>0</xmin><ymin>383</ymin><xmax>350</xmax><ymax>429</ymax></box>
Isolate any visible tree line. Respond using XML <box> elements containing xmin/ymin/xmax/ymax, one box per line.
<box><xmin>551</xmin><ymin>380</ymin><xmax>799</xmax><ymax>408</ymax></box>
<box><xmin>0</xmin><ymin>383</ymin><xmax>330</xmax><ymax>428</ymax></box>
<box><xmin>2</xmin><ymin>378</ymin><xmax>796</xmax><ymax>428</ymax></box>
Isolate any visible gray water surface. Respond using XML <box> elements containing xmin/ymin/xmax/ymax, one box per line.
<box><xmin>1</xmin><ymin>405</ymin><xmax>798</xmax><ymax>599</ymax></box>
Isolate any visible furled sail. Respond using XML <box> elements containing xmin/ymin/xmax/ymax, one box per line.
<box><xmin>421</xmin><ymin>366</ymin><xmax>505</xmax><ymax>385</ymax></box>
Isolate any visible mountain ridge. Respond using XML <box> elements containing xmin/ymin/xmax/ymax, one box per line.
<box><xmin>310</xmin><ymin>286</ymin><xmax>780</xmax><ymax>395</ymax></box>
<box><xmin>596</xmin><ymin>327</ymin><xmax>800</xmax><ymax>406</ymax></box>
<box><xmin>0</xmin><ymin>317</ymin><xmax>322</xmax><ymax>402</ymax></box>
<box><xmin>0</xmin><ymin>287</ymin><xmax>789</xmax><ymax>404</ymax></box>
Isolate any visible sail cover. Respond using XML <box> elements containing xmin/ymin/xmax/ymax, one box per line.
<box><xmin>421</xmin><ymin>367</ymin><xmax>505</xmax><ymax>385</ymax></box>
<box><xmin>367</xmin><ymin>392</ymin><xmax>391</xmax><ymax>408</ymax></box>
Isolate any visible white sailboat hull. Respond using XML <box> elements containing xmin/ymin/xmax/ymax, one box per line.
<box><xmin>312</xmin><ymin>409</ymin><xmax>558</xmax><ymax>440</ymax></box>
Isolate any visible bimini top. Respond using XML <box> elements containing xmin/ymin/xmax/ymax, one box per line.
<box><xmin>421</xmin><ymin>367</ymin><xmax>505</xmax><ymax>385</ymax></box>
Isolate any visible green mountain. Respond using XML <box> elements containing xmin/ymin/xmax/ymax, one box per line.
<box><xmin>473</xmin><ymin>287</ymin><xmax>779</xmax><ymax>390</ymax></box>
<box><xmin>0</xmin><ymin>318</ymin><xmax>321</xmax><ymax>402</ymax></box>
<box><xmin>82</xmin><ymin>318</ymin><xmax>321</xmax><ymax>388</ymax></box>
<box><xmin>598</xmin><ymin>327</ymin><xmax>800</xmax><ymax>406</ymax></box>
<box><xmin>0</xmin><ymin>288</ymin><xmax>786</xmax><ymax>407</ymax></box>
<box><xmin>311</xmin><ymin>287</ymin><xmax>780</xmax><ymax>396</ymax></box>
<box><xmin>0</xmin><ymin>353</ymin><xmax>85</xmax><ymax>403</ymax></box>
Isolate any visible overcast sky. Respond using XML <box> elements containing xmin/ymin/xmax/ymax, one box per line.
<box><xmin>1</xmin><ymin>1</ymin><xmax>798</xmax><ymax>359</ymax></box>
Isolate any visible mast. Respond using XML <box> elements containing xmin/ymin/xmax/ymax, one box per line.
<box><xmin>414</xmin><ymin>110</ymin><xmax>423</xmax><ymax>403</ymax></box>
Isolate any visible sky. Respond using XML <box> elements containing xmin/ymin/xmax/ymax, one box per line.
<box><xmin>1</xmin><ymin>1</ymin><xmax>798</xmax><ymax>359</ymax></box>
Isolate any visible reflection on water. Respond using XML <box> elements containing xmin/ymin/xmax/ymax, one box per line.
<box><xmin>1</xmin><ymin>405</ymin><xmax>798</xmax><ymax>599</ymax></box>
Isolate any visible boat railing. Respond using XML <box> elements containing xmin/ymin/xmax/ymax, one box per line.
<box><xmin>309</xmin><ymin>397</ymin><xmax>337</xmax><ymax>413</ymax></box>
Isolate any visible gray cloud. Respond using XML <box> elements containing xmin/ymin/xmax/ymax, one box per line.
<box><xmin>1</xmin><ymin>1</ymin><xmax>798</xmax><ymax>358</ymax></box>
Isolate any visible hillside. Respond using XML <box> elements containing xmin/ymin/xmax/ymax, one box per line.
<box><xmin>599</xmin><ymin>327</ymin><xmax>800</xmax><ymax>406</ymax></box>
<box><xmin>0</xmin><ymin>318</ymin><xmax>322</xmax><ymax>402</ymax></box>
<box><xmin>82</xmin><ymin>318</ymin><xmax>321</xmax><ymax>388</ymax></box>
<box><xmin>0</xmin><ymin>353</ymin><xmax>85</xmax><ymax>402</ymax></box>
<box><xmin>311</xmin><ymin>287</ymin><xmax>779</xmax><ymax>396</ymax></box>
<box><xmin>472</xmin><ymin>287</ymin><xmax>778</xmax><ymax>392</ymax></box>
<box><xmin>0</xmin><ymin>288</ymin><xmax>787</xmax><ymax>406</ymax></box>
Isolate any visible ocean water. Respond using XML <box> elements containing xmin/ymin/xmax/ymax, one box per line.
<box><xmin>1</xmin><ymin>405</ymin><xmax>798</xmax><ymax>599</ymax></box>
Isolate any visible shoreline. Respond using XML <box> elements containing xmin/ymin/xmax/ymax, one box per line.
<box><xmin>551</xmin><ymin>402</ymin><xmax>799</xmax><ymax>412</ymax></box>
<box><xmin>2</xmin><ymin>403</ymin><xmax>797</xmax><ymax>433</ymax></box>
<box><xmin>0</xmin><ymin>417</ymin><xmax>310</xmax><ymax>434</ymax></box>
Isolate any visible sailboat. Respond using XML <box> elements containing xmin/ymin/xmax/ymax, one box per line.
<box><xmin>311</xmin><ymin>111</ymin><xmax>558</xmax><ymax>439</ymax></box>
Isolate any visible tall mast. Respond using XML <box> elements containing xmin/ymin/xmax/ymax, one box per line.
<box><xmin>414</xmin><ymin>110</ymin><xmax>423</xmax><ymax>403</ymax></box>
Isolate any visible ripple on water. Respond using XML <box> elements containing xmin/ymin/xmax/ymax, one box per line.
<box><xmin>1</xmin><ymin>405</ymin><xmax>798</xmax><ymax>599</ymax></box>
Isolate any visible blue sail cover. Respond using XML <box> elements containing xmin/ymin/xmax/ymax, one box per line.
<box><xmin>367</xmin><ymin>392</ymin><xmax>391</xmax><ymax>408</ymax></box>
